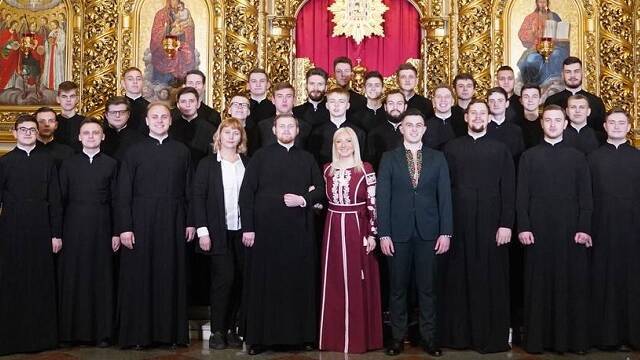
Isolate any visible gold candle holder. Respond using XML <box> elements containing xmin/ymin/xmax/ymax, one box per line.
<box><xmin>162</xmin><ymin>35</ymin><xmax>181</xmax><ymax>59</ymax></box>
<box><xmin>536</xmin><ymin>37</ymin><xmax>554</xmax><ymax>62</ymax></box>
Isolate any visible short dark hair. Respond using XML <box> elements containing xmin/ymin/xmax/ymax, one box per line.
<box><xmin>57</xmin><ymin>81</ymin><xmax>78</xmax><ymax>94</ymax></box>
<box><xmin>486</xmin><ymin>86</ymin><xmax>508</xmax><ymax>100</ymax></box>
<box><xmin>248</xmin><ymin>68</ymin><xmax>269</xmax><ymax>80</ymax></box>
<box><xmin>14</xmin><ymin>114</ymin><xmax>37</xmax><ymax>130</ymax></box>
<box><xmin>567</xmin><ymin>94</ymin><xmax>589</xmax><ymax>106</ymax></box>
<box><xmin>520</xmin><ymin>83</ymin><xmax>541</xmax><ymax>94</ymax></box>
<box><xmin>306</xmin><ymin>67</ymin><xmax>328</xmax><ymax>82</ymax></box>
<box><xmin>79</xmin><ymin>117</ymin><xmax>104</xmax><ymax>131</ymax></box>
<box><xmin>432</xmin><ymin>83</ymin><xmax>454</xmax><ymax>96</ymax></box>
<box><xmin>364</xmin><ymin>70</ymin><xmax>384</xmax><ymax>83</ymax></box>
<box><xmin>383</xmin><ymin>89</ymin><xmax>405</xmax><ymax>104</ymax></box>
<box><xmin>105</xmin><ymin>96</ymin><xmax>131</xmax><ymax>113</ymax></box>
<box><xmin>273</xmin><ymin>113</ymin><xmax>298</xmax><ymax>127</ymax></box>
<box><xmin>333</xmin><ymin>56</ymin><xmax>352</xmax><ymax>70</ymax></box>
<box><xmin>606</xmin><ymin>107</ymin><xmax>630</xmax><ymax>121</ymax></box>
<box><xmin>542</xmin><ymin>104</ymin><xmax>566</xmax><ymax>116</ymax></box>
<box><xmin>272</xmin><ymin>82</ymin><xmax>295</xmax><ymax>94</ymax></box>
<box><xmin>33</xmin><ymin>106</ymin><xmax>57</xmax><ymax>119</ymax></box>
<box><xmin>453</xmin><ymin>73</ymin><xmax>477</xmax><ymax>87</ymax></box>
<box><xmin>185</xmin><ymin>69</ymin><xmax>206</xmax><ymax>84</ymax></box>
<box><xmin>176</xmin><ymin>86</ymin><xmax>199</xmax><ymax>101</ymax></box>
<box><xmin>396</xmin><ymin>63</ymin><xmax>418</xmax><ymax>77</ymax></box>
<box><xmin>465</xmin><ymin>98</ymin><xmax>489</xmax><ymax>114</ymax></box>
<box><xmin>563</xmin><ymin>56</ymin><xmax>582</xmax><ymax>67</ymax></box>
<box><xmin>400</xmin><ymin>108</ymin><xmax>425</xmax><ymax>123</ymax></box>
<box><xmin>496</xmin><ymin>65</ymin><xmax>514</xmax><ymax>74</ymax></box>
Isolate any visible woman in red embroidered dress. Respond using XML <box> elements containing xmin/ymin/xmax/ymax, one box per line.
<box><xmin>319</xmin><ymin>127</ymin><xmax>383</xmax><ymax>353</ymax></box>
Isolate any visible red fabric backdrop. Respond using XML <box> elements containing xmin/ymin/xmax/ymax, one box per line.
<box><xmin>295</xmin><ymin>0</ymin><xmax>421</xmax><ymax>77</ymax></box>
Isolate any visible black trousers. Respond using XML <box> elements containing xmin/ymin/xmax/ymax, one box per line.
<box><xmin>388</xmin><ymin>233</ymin><xmax>438</xmax><ymax>344</ymax></box>
<box><xmin>209</xmin><ymin>230</ymin><xmax>244</xmax><ymax>333</ymax></box>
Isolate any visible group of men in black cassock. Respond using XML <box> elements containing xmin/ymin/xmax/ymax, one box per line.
<box><xmin>1</xmin><ymin>55</ymin><xmax>639</xmax><ymax>357</ymax></box>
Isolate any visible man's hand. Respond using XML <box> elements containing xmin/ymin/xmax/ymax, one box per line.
<box><xmin>496</xmin><ymin>227</ymin><xmax>512</xmax><ymax>246</ymax></box>
<box><xmin>380</xmin><ymin>236</ymin><xmax>394</xmax><ymax>256</ymax></box>
<box><xmin>52</xmin><ymin>237</ymin><xmax>62</xmax><ymax>253</ymax></box>
<box><xmin>199</xmin><ymin>235</ymin><xmax>211</xmax><ymax>252</ymax></box>
<box><xmin>365</xmin><ymin>236</ymin><xmax>376</xmax><ymax>254</ymax></box>
<box><xmin>284</xmin><ymin>193</ymin><xmax>305</xmax><ymax>207</ymax></box>
<box><xmin>111</xmin><ymin>236</ymin><xmax>120</xmax><ymax>252</ymax></box>
<box><xmin>519</xmin><ymin>231</ymin><xmax>534</xmax><ymax>245</ymax></box>
<box><xmin>120</xmin><ymin>231</ymin><xmax>135</xmax><ymax>249</ymax></box>
<box><xmin>575</xmin><ymin>232</ymin><xmax>592</xmax><ymax>247</ymax></box>
<box><xmin>242</xmin><ymin>232</ymin><xmax>256</xmax><ymax>247</ymax></box>
<box><xmin>435</xmin><ymin>235</ymin><xmax>450</xmax><ymax>255</ymax></box>
<box><xmin>185</xmin><ymin>227</ymin><xmax>195</xmax><ymax>242</ymax></box>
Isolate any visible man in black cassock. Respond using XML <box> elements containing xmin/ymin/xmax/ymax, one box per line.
<box><xmin>102</xmin><ymin>96</ymin><xmax>145</xmax><ymax>162</ymax></box>
<box><xmin>544</xmin><ymin>56</ymin><xmax>606</xmax><ymax>135</ymax></box>
<box><xmin>397</xmin><ymin>63</ymin><xmax>434</xmax><ymax>119</ymax></box>
<box><xmin>307</xmin><ymin>87</ymin><xmax>366</xmax><ymax>165</ymax></box>
<box><xmin>486</xmin><ymin>87</ymin><xmax>525</xmax><ymax>160</ymax></box>
<box><xmin>121</xmin><ymin>67</ymin><xmax>149</xmax><ymax>134</ymax></box>
<box><xmin>239</xmin><ymin>114</ymin><xmax>324</xmax><ymax>355</ymax></box>
<box><xmin>333</xmin><ymin>56</ymin><xmax>366</xmax><ymax>116</ymax></box>
<box><xmin>450</xmin><ymin>74</ymin><xmax>476</xmax><ymax>137</ymax></box>
<box><xmin>35</xmin><ymin>106</ymin><xmax>74</xmax><ymax>167</ymax></box>
<box><xmin>496</xmin><ymin>66</ymin><xmax>524</xmax><ymax>124</ymax></box>
<box><xmin>257</xmin><ymin>82</ymin><xmax>311</xmax><ymax>150</ymax></box>
<box><xmin>0</xmin><ymin>115</ymin><xmax>62</xmax><ymax>355</ymax></box>
<box><xmin>515</xmin><ymin>84</ymin><xmax>544</xmax><ymax>149</ymax></box>
<box><xmin>170</xmin><ymin>86</ymin><xmax>217</xmax><ymax>166</ymax></box>
<box><xmin>563</xmin><ymin>94</ymin><xmax>600</xmax><ymax>155</ymax></box>
<box><xmin>351</xmin><ymin>70</ymin><xmax>386</xmax><ymax>133</ymax></box>
<box><xmin>424</xmin><ymin>85</ymin><xmax>457</xmax><ymax>150</ymax></box>
<box><xmin>246</xmin><ymin>68</ymin><xmax>276</xmax><ymax>125</ymax></box>
<box><xmin>292</xmin><ymin>67</ymin><xmax>330</xmax><ymax>131</ymax></box>
<box><xmin>588</xmin><ymin>109</ymin><xmax>640</xmax><ymax>351</ymax></box>
<box><xmin>55</xmin><ymin>81</ymin><xmax>85</xmax><ymax>152</ymax></box>
<box><xmin>441</xmin><ymin>100</ymin><xmax>515</xmax><ymax>353</ymax></box>
<box><xmin>365</xmin><ymin>89</ymin><xmax>406</xmax><ymax>170</ymax></box>
<box><xmin>517</xmin><ymin>105</ymin><xmax>593</xmax><ymax>355</ymax></box>
<box><xmin>116</xmin><ymin>103</ymin><xmax>195</xmax><ymax>349</ymax></box>
<box><xmin>57</xmin><ymin>119</ymin><xmax>119</xmax><ymax>347</ymax></box>
<box><xmin>185</xmin><ymin>69</ymin><xmax>222</xmax><ymax>127</ymax></box>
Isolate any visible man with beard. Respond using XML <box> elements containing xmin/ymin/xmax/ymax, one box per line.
<box><xmin>517</xmin><ymin>84</ymin><xmax>544</xmax><ymax>149</ymax></box>
<box><xmin>497</xmin><ymin>66</ymin><xmax>523</xmax><ymax>123</ymax></box>
<box><xmin>451</xmin><ymin>74</ymin><xmax>476</xmax><ymax>137</ymax></box>
<box><xmin>562</xmin><ymin>94</ymin><xmax>600</xmax><ymax>155</ymax></box>
<box><xmin>102</xmin><ymin>96</ymin><xmax>145</xmax><ymax>162</ymax></box>
<box><xmin>424</xmin><ymin>85</ymin><xmax>457</xmax><ymax>150</ymax></box>
<box><xmin>121</xmin><ymin>67</ymin><xmax>149</xmax><ymax>134</ymax></box>
<box><xmin>246</xmin><ymin>68</ymin><xmax>275</xmax><ymax>124</ymax></box>
<box><xmin>441</xmin><ymin>100</ymin><xmax>515</xmax><ymax>353</ymax></box>
<box><xmin>545</xmin><ymin>57</ymin><xmax>606</xmax><ymax>135</ymax></box>
<box><xmin>257</xmin><ymin>82</ymin><xmax>311</xmax><ymax>150</ymax></box>
<box><xmin>35</xmin><ymin>106</ymin><xmax>74</xmax><ymax>167</ymax></box>
<box><xmin>517</xmin><ymin>105</ymin><xmax>592</xmax><ymax>355</ymax></box>
<box><xmin>240</xmin><ymin>114</ymin><xmax>324</xmax><ymax>355</ymax></box>
<box><xmin>333</xmin><ymin>56</ymin><xmax>366</xmax><ymax>116</ymax></box>
<box><xmin>397</xmin><ymin>63</ymin><xmax>434</xmax><ymax>120</ymax></box>
<box><xmin>293</xmin><ymin>67</ymin><xmax>330</xmax><ymax>131</ymax></box>
<box><xmin>486</xmin><ymin>87</ymin><xmax>525</xmax><ymax>160</ymax></box>
<box><xmin>588</xmin><ymin>109</ymin><xmax>640</xmax><ymax>351</ymax></box>
<box><xmin>170</xmin><ymin>87</ymin><xmax>217</xmax><ymax>166</ymax></box>
<box><xmin>307</xmin><ymin>87</ymin><xmax>366</xmax><ymax>165</ymax></box>
<box><xmin>366</xmin><ymin>89</ymin><xmax>406</xmax><ymax>170</ymax></box>
<box><xmin>184</xmin><ymin>69</ymin><xmax>222</xmax><ymax>127</ymax></box>
<box><xmin>351</xmin><ymin>70</ymin><xmax>386</xmax><ymax>133</ymax></box>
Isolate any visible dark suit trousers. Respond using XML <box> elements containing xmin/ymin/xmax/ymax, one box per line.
<box><xmin>209</xmin><ymin>230</ymin><xmax>244</xmax><ymax>332</ymax></box>
<box><xmin>388</xmin><ymin>231</ymin><xmax>438</xmax><ymax>344</ymax></box>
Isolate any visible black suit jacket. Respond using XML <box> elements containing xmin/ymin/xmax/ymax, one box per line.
<box><xmin>377</xmin><ymin>146</ymin><xmax>453</xmax><ymax>242</ymax></box>
<box><xmin>192</xmin><ymin>154</ymin><xmax>248</xmax><ymax>255</ymax></box>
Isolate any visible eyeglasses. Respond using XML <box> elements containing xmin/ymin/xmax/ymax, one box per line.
<box><xmin>230</xmin><ymin>102</ymin><xmax>250</xmax><ymax>109</ymax></box>
<box><xmin>107</xmin><ymin>110</ymin><xmax>129</xmax><ymax>116</ymax></box>
<box><xmin>17</xmin><ymin>127</ymin><xmax>37</xmax><ymax>134</ymax></box>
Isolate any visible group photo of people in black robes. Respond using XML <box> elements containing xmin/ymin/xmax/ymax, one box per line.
<box><xmin>1</xmin><ymin>56</ymin><xmax>639</xmax><ymax>359</ymax></box>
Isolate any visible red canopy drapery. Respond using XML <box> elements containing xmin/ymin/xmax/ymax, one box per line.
<box><xmin>295</xmin><ymin>0</ymin><xmax>421</xmax><ymax>77</ymax></box>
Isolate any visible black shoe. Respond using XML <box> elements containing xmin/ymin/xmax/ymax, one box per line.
<box><xmin>209</xmin><ymin>331</ymin><xmax>226</xmax><ymax>350</ymax></box>
<box><xmin>302</xmin><ymin>343</ymin><xmax>314</xmax><ymax>351</ymax></box>
<box><xmin>248</xmin><ymin>344</ymin><xmax>264</xmax><ymax>355</ymax></box>
<box><xmin>96</xmin><ymin>339</ymin><xmax>111</xmax><ymax>348</ymax></box>
<box><xmin>133</xmin><ymin>344</ymin><xmax>145</xmax><ymax>351</ymax></box>
<box><xmin>226</xmin><ymin>330</ymin><xmax>243</xmax><ymax>348</ymax></box>
<box><xmin>385</xmin><ymin>341</ymin><xmax>404</xmax><ymax>356</ymax></box>
<box><xmin>423</xmin><ymin>344</ymin><xmax>442</xmax><ymax>357</ymax></box>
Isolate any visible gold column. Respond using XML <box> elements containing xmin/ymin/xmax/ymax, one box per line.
<box><xmin>456</xmin><ymin>0</ymin><xmax>492</xmax><ymax>94</ymax></box>
<box><xmin>225</xmin><ymin>0</ymin><xmax>260</xmax><ymax>106</ymax></box>
<box><xmin>422</xmin><ymin>17</ymin><xmax>450</xmax><ymax>95</ymax></box>
<box><xmin>267</xmin><ymin>15</ymin><xmax>296</xmax><ymax>84</ymax></box>
<box><xmin>634</xmin><ymin>2</ymin><xmax>640</xmax><ymax>144</ymax></box>
<box><xmin>82</xmin><ymin>0</ymin><xmax>120</xmax><ymax>117</ymax></box>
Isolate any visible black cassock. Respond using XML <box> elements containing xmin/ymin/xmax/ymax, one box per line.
<box><xmin>307</xmin><ymin>120</ymin><xmax>366</xmax><ymax>165</ymax></box>
<box><xmin>588</xmin><ymin>143</ymin><xmax>640</xmax><ymax>349</ymax></box>
<box><xmin>56</xmin><ymin>113</ymin><xmax>86</xmax><ymax>152</ymax></box>
<box><xmin>102</xmin><ymin>125</ymin><xmax>145</xmax><ymax>162</ymax></box>
<box><xmin>125</xmin><ymin>95</ymin><xmax>150</xmax><ymax>134</ymax></box>
<box><xmin>239</xmin><ymin>143</ymin><xmax>324</xmax><ymax>346</ymax></box>
<box><xmin>442</xmin><ymin>135</ymin><xmax>515</xmax><ymax>353</ymax></box>
<box><xmin>0</xmin><ymin>147</ymin><xmax>62</xmax><ymax>355</ymax></box>
<box><xmin>115</xmin><ymin>137</ymin><xmax>193</xmax><ymax>347</ymax></box>
<box><xmin>57</xmin><ymin>152</ymin><xmax>118</xmax><ymax>343</ymax></box>
<box><xmin>516</xmin><ymin>141</ymin><xmax>592</xmax><ymax>353</ymax></box>
<box><xmin>37</xmin><ymin>139</ymin><xmax>74</xmax><ymax>167</ymax></box>
<box><xmin>563</xmin><ymin>125</ymin><xmax>599</xmax><ymax>155</ymax></box>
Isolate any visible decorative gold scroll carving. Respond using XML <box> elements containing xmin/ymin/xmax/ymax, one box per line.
<box><xmin>423</xmin><ymin>16</ymin><xmax>450</xmax><ymax>94</ymax></box>
<box><xmin>458</xmin><ymin>0</ymin><xmax>491</xmax><ymax>94</ymax></box>
<box><xmin>635</xmin><ymin>0</ymin><xmax>640</xmax><ymax>144</ymax></box>
<box><xmin>267</xmin><ymin>16</ymin><xmax>295</xmax><ymax>84</ymax></box>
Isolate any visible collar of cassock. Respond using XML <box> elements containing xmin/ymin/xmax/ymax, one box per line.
<box><xmin>16</xmin><ymin>143</ymin><xmax>36</xmax><ymax>156</ymax></box>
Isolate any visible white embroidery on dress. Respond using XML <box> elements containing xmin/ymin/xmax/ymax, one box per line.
<box><xmin>331</xmin><ymin>168</ymin><xmax>352</xmax><ymax>204</ymax></box>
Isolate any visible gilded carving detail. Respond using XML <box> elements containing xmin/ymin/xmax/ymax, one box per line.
<box><xmin>457</xmin><ymin>0</ymin><xmax>492</xmax><ymax>93</ymax></box>
<box><xmin>225</xmin><ymin>1</ymin><xmax>259</xmax><ymax>107</ymax></box>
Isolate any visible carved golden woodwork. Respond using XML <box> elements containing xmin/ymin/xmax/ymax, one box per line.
<box><xmin>224</xmin><ymin>0</ymin><xmax>259</xmax><ymax>107</ymax></box>
<box><xmin>456</xmin><ymin>0</ymin><xmax>492</xmax><ymax>94</ymax></box>
<box><xmin>635</xmin><ymin>0</ymin><xmax>640</xmax><ymax>144</ymax></box>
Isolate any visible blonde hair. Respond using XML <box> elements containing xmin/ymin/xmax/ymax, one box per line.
<box><xmin>330</xmin><ymin>127</ymin><xmax>364</xmax><ymax>175</ymax></box>
<box><xmin>212</xmin><ymin>117</ymin><xmax>248</xmax><ymax>154</ymax></box>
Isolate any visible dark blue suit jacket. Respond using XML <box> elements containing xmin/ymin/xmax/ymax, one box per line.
<box><xmin>377</xmin><ymin>145</ymin><xmax>453</xmax><ymax>242</ymax></box>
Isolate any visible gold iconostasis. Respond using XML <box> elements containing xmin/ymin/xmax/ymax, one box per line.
<box><xmin>0</xmin><ymin>0</ymin><xmax>639</xmax><ymax>145</ymax></box>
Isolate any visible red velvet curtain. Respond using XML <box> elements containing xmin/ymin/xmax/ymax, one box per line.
<box><xmin>295</xmin><ymin>0</ymin><xmax>421</xmax><ymax>77</ymax></box>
